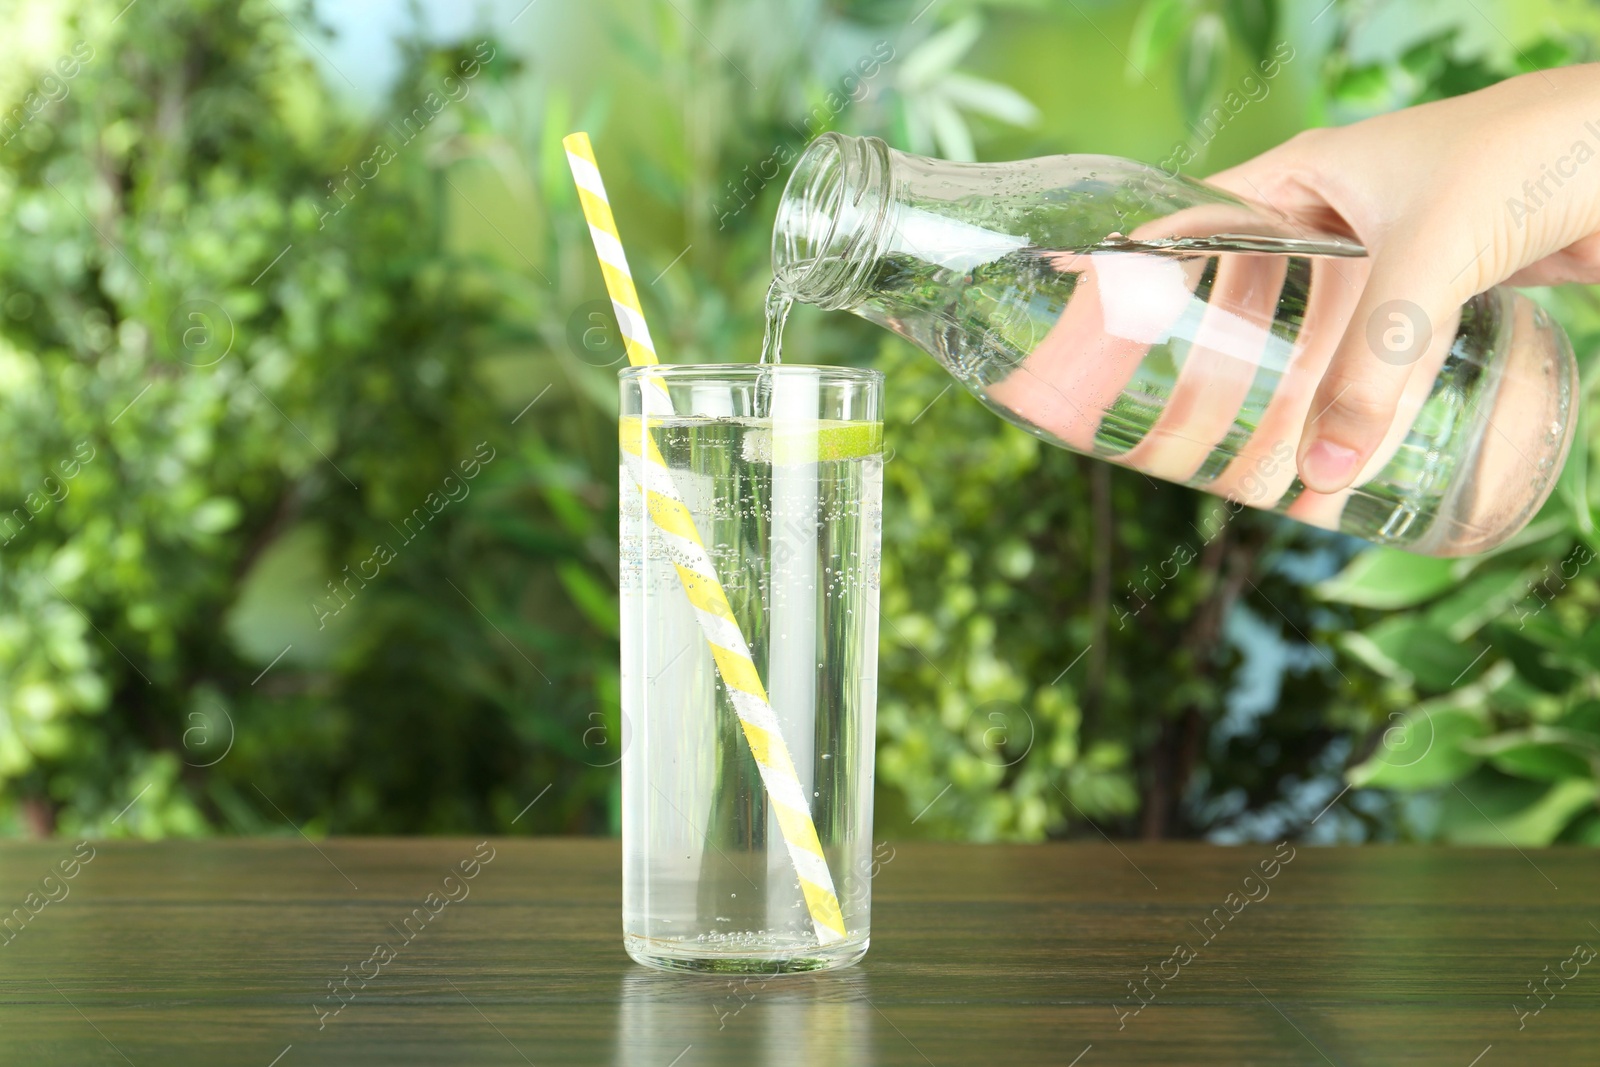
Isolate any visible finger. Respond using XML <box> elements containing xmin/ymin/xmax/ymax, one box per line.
<box><xmin>1297</xmin><ymin>221</ymin><xmax>1481</xmax><ymax>493</ymax></box>
<box><xmin>1209</xmin><ymin>253</ymin><xmax>1367</xmax><ymax>506</ymax></box>
<box><xmin>991</xmin><ymin>250</ymin><xmax>1200</xmax><ymax>449</ymax></box>
<box><xmin>1121</xmin><ymin>250</ymin><xmax>1287</xmax><ymax>483</ymax></box>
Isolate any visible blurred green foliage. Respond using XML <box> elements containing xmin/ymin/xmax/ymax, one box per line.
<box><xmin>0</xmin><ymin>0</ymin><xmax>617</xmax><ymax>837</ymax></box>
<box><xmin>1</xmin><ymin>0</ymin><xmax>1597</xmax><ymax>845</ymax></box>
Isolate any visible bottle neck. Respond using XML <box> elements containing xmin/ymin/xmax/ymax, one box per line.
<box><xmin>772</xmin><ymin>134</ymin><xmax>895</xmax><ymax>311</ymax></box>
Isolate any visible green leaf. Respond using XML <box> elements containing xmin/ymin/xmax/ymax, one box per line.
<box><xmin>1315</xmin><ymin>547</ymin><xmax>1463</xmax><ymax>609</ymax></box>
<box><xmin>925</xmin><ymin>94</ymin><xmax>976</xmax><ymax>162</ymax></box>
<box><xmin>1574</xmin><ymin>620</ymin><xmax>1600</xmax><ymax>672</ymax></box>
<box><xmin>1558</xmin><ymin>810</ymin><xmax>1600</xmax><ymax>844</ymax></box>
<box><xmin>1398</xmin><ymin>31</ymin><xmax>1453</xmax><ymax>78</ymax></box>
<box><xmin>1424</xmin><ymin>568</ymin><xmax>1530</xmax><ymax>641</ymax></box>
<box><xmin>1480</xmin><ymin>665</ymin><xmax>1563</xmax><ymax>721</ymax></box>
<box><xmin>1221</xmin><ymin>0</ymin><xmax>1275</xmax><ymax>62</ymax></box>
<box><xmin>1342</xmin><ymin>616</ymin><xmax>1482</xmax><ymax>690</ymax></box>
<box><xmin>557</xmin><ymin>561</ymin><xmax>619</xmax><ymax>637</ymax></box>
<box><xmin>1490</xmin><ymin>744</ymin><xmax>1594</xmax><ymax>781</ymax></box>
<box><xmin>191</xmin><ymin>496</ymin><xmax>242</xmax><ymax>534</ymax></box>
<box><xmin>1335</xmin><ymin>630</ymin><xmax>1400</xmax><ymax>679</ymax></box>
<box><xmin>1177</xmin><ymin>14</ymin><xmax>1227</xmax><ymax>129</ymax></box>
<box><xmin>1435</xmin><ymin>771</ymin><xmax>1598</xmax><ymax>846</ymax></box>
<box><xmin>1564</xmin><ymin>698</ymin><xmax>1600</xmax><ymax>738</ymax></box>
<box><xmin>538</xmin><ymin>92</ymin><xmax>575</xmax><ymax>212</ymax></box>
<box><xmin>1347</xmin><ymin>694</ymin><xmax>1488</xmax><ymax>789</ymax></box>
<box><xmin>1464</xmin><ymin>730</ymin><xmax>1597</xmax><ymax>782</ymax></box>
<box><xmin>1515</xmin><ymin>37</ymin><xmax>1574</xmax><ymax>74</ymax></box>
<box><xmin>607</xmin><ymin>24</ymin><xmax>662</xmax><ymax>78</ymax></box>
<box><xmin>1127</xmin><ymin>0</ymin><xmax>1193</xmax><ymax>82</ymax></box>
<box><xmin>901</xmin><ymin>15</ymin><xmax>983</xmax><ymax>91</ymax></box>
<box><xmin>1556</xmin><ymin>400</ymin><xmax>1591</xmax><ymax>534</ymax></box>
<box><xmin>1492</xmin><ymin>623</ymin><xmax>1580</xmax><ymax>694</ymax></box>
<box><xmin>224</xmin><ymin>523</ymin><xmax>353</xmax><ymax>669</ymax></box>
<box><xmin>1329</xmin><ymin>62</ymin><xmax>1389</xmax><ymax>106</ymax></box>
<box><xmin>1487</xmin><ymin>514</ymin><xmax>1571</xmax><ymax>558</ymax></box>
<box><xmin>939</xmin><ymin>73</ymin><xmax>1040</xmax><ymax>127</ymax></box>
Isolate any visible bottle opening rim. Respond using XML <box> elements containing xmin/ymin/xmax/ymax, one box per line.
<box><xmin>772</xmin><ymin>133</ymin><xmax>889</xmax><ymax>309</ymax></box>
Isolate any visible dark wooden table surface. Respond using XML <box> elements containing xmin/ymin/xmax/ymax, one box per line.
<box><xmin>1</xmin><ymin>839</ymin><xmax>1596</xmax><ymax>1065</ymax></box>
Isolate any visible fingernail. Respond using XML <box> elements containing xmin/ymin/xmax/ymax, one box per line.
<box><xmin>1301</xmin><ymin>440</ymin><xmax>1361</xmax><ymax>492</ymax></box>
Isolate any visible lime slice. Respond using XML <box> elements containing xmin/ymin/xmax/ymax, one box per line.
<box><xmin>814</xmin><ymin>421</ymin><xmax>884</xmax><ymax>462</ymax></box>
<box><xmin>742</xmin><ymin>421</ymin><xmax>884</xmax><ymax>464</ymax></box>
<box><xmin>619</xmin><ymin>417</ymin><xmax>883</xmax><ymax>464</ymax></box>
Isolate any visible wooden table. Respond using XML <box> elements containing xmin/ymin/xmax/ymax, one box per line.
<box><xmin>1</xmin><ymin>839</ymin><xmax>1595</xmax><ymax>1064</ymax></box>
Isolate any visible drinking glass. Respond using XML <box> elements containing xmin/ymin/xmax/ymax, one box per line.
<box><xmin>619</xmin><ymin>364</ymin><xmax>883</xmax><ymax>973</ymax></box>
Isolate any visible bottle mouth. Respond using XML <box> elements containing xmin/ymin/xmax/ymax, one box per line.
<box><xmin>772</xmin><ymin>133</ymin><xmax>890</xmax><ymax>310</ymax></box>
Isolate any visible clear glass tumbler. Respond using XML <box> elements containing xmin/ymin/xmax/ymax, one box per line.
<box><xmin>619</xmin><ymin>364</ymin><xmax>883</xmax><ymax>973</ymax></box>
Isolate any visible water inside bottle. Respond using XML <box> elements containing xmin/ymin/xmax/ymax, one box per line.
<box><xmin>797</xmin><ymin>232</ymin><xmax>1569</xmax><ymax>553</ymax></box>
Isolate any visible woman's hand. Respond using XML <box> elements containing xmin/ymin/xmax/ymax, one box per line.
<box><xmin>1206</xmin><ymin>64</ymin><xmax>1600</xmax><ymax>494</ymax></box>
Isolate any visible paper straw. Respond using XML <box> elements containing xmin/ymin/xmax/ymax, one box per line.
<box><xmin>564</xmin><ymin>132</ymin><xmax>846</xmax><ymax>945</ymax></box>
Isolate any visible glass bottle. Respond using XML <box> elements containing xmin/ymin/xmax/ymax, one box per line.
<box><xmin>771</xmin><ymin>133</ymin><xmax>1578</xmax><ymax>557</ymax></box>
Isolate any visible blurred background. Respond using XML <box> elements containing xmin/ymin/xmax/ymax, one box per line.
<box><xmin>2</xmin><ymin>0</ymin><xmax>1598</xmax><ymax>845</ymax></box>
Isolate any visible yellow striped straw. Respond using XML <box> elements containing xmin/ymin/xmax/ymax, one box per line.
<box><xmin>563</xmin><ymin>132</ymin><xmax>846</xmax><ymax>946</ymax></box>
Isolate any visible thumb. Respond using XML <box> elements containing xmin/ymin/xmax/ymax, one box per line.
<box><xmin>1297</xmin><ymin>222</ymin><xmax>1486</xmax><ymax>494</ymax></box>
